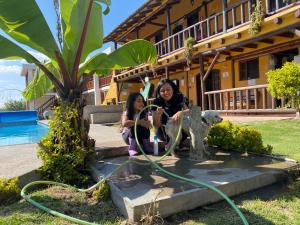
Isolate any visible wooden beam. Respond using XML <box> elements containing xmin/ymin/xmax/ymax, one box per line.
<box><xmin>203</xmin><ymin>52</ymin><xmax>220</xmax><ymax>81</ymax></box>
<box><xmin>165</xmin><ymin>66</ymin><xmax>169</xmax><ymax>79</ymax></box>
<box><xmin>273</xmin><ymin>17</ymin><xmax>282</xmax><ymax>24</ymax></box>
<box><xmin>199</xmin><ymin>55</ymin><xmax>206</xmax><ymax>110</ymax></box>
<box><xmin>148</xmin><ymin>21</ymin><xmax>165</xmax><ymax>27</ymax></box>
<box><xmin>277</xmin><ymin>32</ymin><xmax>294</xmax><ymax>38</ymax></box>
<box><xmin>259</xmin><ymin>38</ymin><xmax>274</xmax><ymax>44</ymax></box>
<box><xmin>244</xmin><ymin>43</ymin><xmax>258</xmax><ymax>49</ymax></box>
<box><xmin>231</xmin><ymin>48</ymin><xmax>244</xmax><ymax>52</ymax></box>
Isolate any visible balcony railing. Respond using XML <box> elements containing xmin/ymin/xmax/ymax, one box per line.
<box><xmin>155</xmin><ymin>0</ymin><xmax>252</xmax><ymax>57</ymax></box>
<box><xmin>99</xmin><ymin>75</ymin><xmax>112</xmax><ymax>88</ymax></box>
<box><xmin>155</xmin><ymin>0</ymin><xmax>299</xmax><ymax>58</ymax></box>
<box><xmin>266</xmin><ymin>0</ymin><xmax>300</xmax><ymax>14</ymax></box>
<box><xmin>204</xmin><ymin>84</ymin><xmax>295</xmax><ymax>113</ymax></box>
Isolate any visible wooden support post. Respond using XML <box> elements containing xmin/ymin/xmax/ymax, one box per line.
<box><xmin>166</xmin><ymin>6</ymin><xmax>171</xmax><ymax>37</ymax></box>
<box><xmin>165</xmin><ymin>66</ymin><xmax>169</xmax><ymax>79</ymax></box>
<box><xmin>117</xmin><ymin>81</ymin><xmax>124</xmax><ymax>104</ymax></box>
<box><xmin>199</xmin><ymin>55</ymin><xmax>206</xmax><ymax>110</ymax></box>
<box><xmin>203</xmin><ymin>52</ymin><xmax>220</xmax><ymax>81</ymax></box>
<box><xmin>232</xmin><ymin>60</ymin><xmax>236</xmax><ymax>88</ymax></box>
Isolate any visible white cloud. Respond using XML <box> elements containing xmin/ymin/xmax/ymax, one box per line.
<box><xmin>0</xmin><ymin>65</ymin><xmax>22</xmax><ymax>74</ymax></box>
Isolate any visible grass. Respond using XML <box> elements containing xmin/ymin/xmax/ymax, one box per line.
<box><xmin>0</xmin><ymin>180</ymin><xmax>299</xmax><ymax>225</ymax></box>
<box><xmin>1</xmin><ymin>119</ymin><xmax>299</xmax><ymax>224</ymax></box>
<box><xmin>0</xmin><ymin>186</ymin><xmax>123</xmax><ymax>225</ymax></box>
<box><xmin>237</xmin><ymin>119</ymin><xmax>300</xmax><ymax>162</ymax></box>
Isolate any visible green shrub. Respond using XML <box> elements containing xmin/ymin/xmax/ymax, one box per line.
<box><xmin>38</xmin><ymin>102</ymin><xmax>95</xmax><ymax>185</ymax></box>
<box><xmin>0</xmin><ymin>177</ymin><xmax>21</xmax><ymax>205</ymax></box>
<box><xmin>207</xmin><ymin>121</ymin><xmax>239</xmax><ymax>150</ymax></box>
<box><xmin>208</xmin><ymin>121</ymin><xmax>272</xmax><ymax>154</ymax></box>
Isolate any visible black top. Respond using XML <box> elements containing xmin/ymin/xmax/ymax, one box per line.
<box><xmin>153</xmin><ymin>93</ymin><xmax>189</xmax><ymax>125</ymax></box>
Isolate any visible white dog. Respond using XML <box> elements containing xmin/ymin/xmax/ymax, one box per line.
<box><xmin>165</xmin><ymin>107</ymin><xmax>223</xmax><ymax>160</ymax></box>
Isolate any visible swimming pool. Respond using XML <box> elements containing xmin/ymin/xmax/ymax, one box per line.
<box><xmin>0</xmin><ymin>123</ymin><xmax>48</xmax><ymax>146</ymax></box>
<box><xmin>0</xmin><ymin>110</ymin><xmax>49</xmax><ymax>146</ymax></box>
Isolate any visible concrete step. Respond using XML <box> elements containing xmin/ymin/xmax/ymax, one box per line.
<box><xmin>90</xmin><ymin>151</ymin><xmax>299</xmax><ymax>222</ymax></box>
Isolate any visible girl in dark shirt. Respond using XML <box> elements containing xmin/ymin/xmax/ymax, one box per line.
<box><xmin>152</xmin><ymin>79</ymin><xmax>189</xmax><ymax>143</ymax></box>
<box><xmin>122</xmin><ymin>92</ymin><xmax>152</xmax><ymax>156</ymax></box>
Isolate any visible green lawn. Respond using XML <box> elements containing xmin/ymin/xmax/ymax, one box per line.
<box><xmin>237</xmin><ymin>119</ymin><xmax>300</xmax><ymax>162</ymax></box>
<box><xmin>1</xmin><ymin>181</ymin><xmax>299</xmax><ymax>225</ymax></box>
<box><xmin>1</xmin><ymin>119</ymin><xmax>300</xmax><ymax>225</ymax></box>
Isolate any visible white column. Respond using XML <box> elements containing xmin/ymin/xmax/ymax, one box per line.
<box><xmin>28</xmin><ymin>68</ymin><xmax>35</xmax><ymax>109</ymax></box>
<box><xmin>93</xmin><ymin>75</ymin><xmax>102</xmax><ymax>105</ymax></box>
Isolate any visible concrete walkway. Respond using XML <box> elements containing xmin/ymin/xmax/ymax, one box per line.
<box><xmin>223</xmin><ymin>115</ymin><xmax>295</xmax><ymax>123</ymax></box>
<box><xmin>0</xmin><ymin>124</ymin><xmax>125</xmax><ymax>185</ymax></box>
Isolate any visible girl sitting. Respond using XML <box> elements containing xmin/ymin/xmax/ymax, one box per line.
<box><xmin>152</xmin><ymin>79</ymin><xmax>190</xmax><ymax>148</ymax></box>
<box><xmin>122</xmin><ymin>92</ymin><xmax>153</xmax><ymax>156</ymax></box>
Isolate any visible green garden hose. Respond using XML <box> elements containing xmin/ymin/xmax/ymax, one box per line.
<box><xmin>21</xmin><ymin>104</ymin><xmax>249</xmax><ymax>225</ymax></box>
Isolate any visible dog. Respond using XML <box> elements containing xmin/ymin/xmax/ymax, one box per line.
<box><xmin>165</xmin><ymin>106</ymin><xmax>223</xmax><ymax>161</ymax></box>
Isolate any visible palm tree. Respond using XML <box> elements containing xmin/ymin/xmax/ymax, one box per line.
<box><xmin>0</xmin><ymin>0</ymin><xmax>156</xmax><ymax>183</ymax></box>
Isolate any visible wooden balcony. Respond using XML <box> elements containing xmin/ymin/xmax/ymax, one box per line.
<box><xmin>204</xmin><ymin>84</ymin><xmax>296</xmax><ymax>113</ymax></box>
<box><xmin>267</xmin><ymin>0</ymin><xmax>300</xmax><ymax>14</ymax></box>
<box><xmin>155</xmin><ymin>0</ymin><xmax>300</xmax><ymax>58</ymax></box>
<box><xmin>99</xmin><ymin>75</ymin><xmax>112</xmax><ymax>88</ymax></box>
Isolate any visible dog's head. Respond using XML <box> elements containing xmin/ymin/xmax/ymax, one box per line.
<box><xmin>201</xmin><ymin>110</ymin><xmax>223</xmax><ymax>126</ymax></box>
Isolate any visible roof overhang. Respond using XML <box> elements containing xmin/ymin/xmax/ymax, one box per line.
<box><xmin>104</xmin><ymin>0</ymin><xmax>181</xmax><ymax>43</ymax></box>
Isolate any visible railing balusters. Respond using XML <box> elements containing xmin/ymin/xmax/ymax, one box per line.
<box><xmin>208</xmin><ymin>94</ymin><xmax>212</xmax><ymax>110</ymax></box>
<box><xmin>226</xmin><ymin>92</ymin><xmax>230</xmax><ymax>110</ymax></box>
<box><xmin>233</xmin><ymin>91</ymin><xmax>237</xmax><ymax>110</ymax></box>
<box><xmin>220</xmin><ymin>92</ymin><xmax>223</xmax><ymax>110</ymax></box>
<box><xmin>214</xmin><ymin>16</ymin><xmax>218</xmax><ymax>34</ymax></box>
<box><xmin>214</xmin><ymin>93</ymin><xmax>217</xmax><ymax>110</ymax></box>
<box><xmin>207</xmin><ymin>19</ymin><xmax>210</xmax><ymax>37</ymax></box>
<box><xmin>232</xmin><ymin>7</ymin><xmax>236</xmax><ymax>27</ymax></box>
<box><xmin>262</xmin><ymin>88</ymin><xmax>266</xmax><ymax>109</ymax></box>
<box><xmin>254</xmin><ymin>88</ymin><xmax>258</xmax><ymax>109</ymax></box>
<box><xmin>241</xmin><ymin>3</ymin><xmax>244</xmax><ymax>24</ymax></box>
<box><xmin>239</xmin><ymin>90</ymin><xmax>243</xmax><ymax>109</ymax></box>
<box><xmin>246</xmin><ymin>89</ymin><xmax>250</xmax><ymax>110</ymax></box>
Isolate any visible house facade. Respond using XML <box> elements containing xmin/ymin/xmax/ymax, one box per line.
<box><xmin>100</xmin><ymin>0</ymin><xmax>300</xmax><ymax>114</ymax></box>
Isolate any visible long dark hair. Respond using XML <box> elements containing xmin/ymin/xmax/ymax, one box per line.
<box><xmin>153</xmin><ymin>79</ymin><xmax>180</xmax><ymax>101</ymax></box>
<box><xmin>125</xmin><ymin>92</ymin><xmax>147</xmax><ymax>120</ymax></box>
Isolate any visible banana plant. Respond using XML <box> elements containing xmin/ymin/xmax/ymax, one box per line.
<box><xmin>0</xmin><ymin>0</ymin><xmax>157</xmax><ymax>182</ymax></box>
<box><xmin>0</xmin><ymin>0</ymin><xmax>157</xmax><ymax>102</ymax></box>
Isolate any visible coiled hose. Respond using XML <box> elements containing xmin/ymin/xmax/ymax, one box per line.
<box><xmin>21</xmin><ymin>104</ymin><xmax>248</xmax><ymax>225</ymax></box>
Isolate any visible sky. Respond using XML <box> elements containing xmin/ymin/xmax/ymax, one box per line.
<box><xmin>0</xmin><ymin>0</ymin><xmax>146</xmax><ymax>106</ymax></box>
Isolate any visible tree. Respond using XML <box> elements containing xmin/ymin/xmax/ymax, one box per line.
<box><xmin>3</xmin><ymin>99</ymin><xmax>26</xmax><ymax>111</ymax></box>
<box><xmin>267</xmin><ymin>61</ymin><xmax>300</xmax><ymax>116</ymax></box>
<box><xmin>0</xmin><ymin>0</ymin><xmax>157</xmax><ymax>183</ymax></box>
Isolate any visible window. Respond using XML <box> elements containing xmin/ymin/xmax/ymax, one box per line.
<box><xmin>239</xmin><ymin>58</ymin><xmax>259</xmax><ymax>81</ymax></box>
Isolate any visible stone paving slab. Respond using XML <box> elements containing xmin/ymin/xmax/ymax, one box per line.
<box><xmin>0</xmin><ymin>143</ymin><xmax>41</xmax><ymax>186</ymax></box>
<box><xmin>91</xmin><ymin>151</ymin><xmax>298</xmax><ymax>222</ymax></box>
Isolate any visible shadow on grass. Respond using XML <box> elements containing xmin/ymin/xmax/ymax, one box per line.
<box><xmin>0</xmin><ymin>186</ymin><xmax>123</xmax><ymax>224</ymax></box>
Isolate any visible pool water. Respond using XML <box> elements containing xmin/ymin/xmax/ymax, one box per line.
<box><xmin>0</xmin><ymin>123</ymin><xmax>49</xmax><ymax>146</ymax></box>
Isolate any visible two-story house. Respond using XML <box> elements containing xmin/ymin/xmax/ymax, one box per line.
<box><xmin>101</xmin><ymin>0</ymin><xmax>300</xmax><ymax>115</ymax></box>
